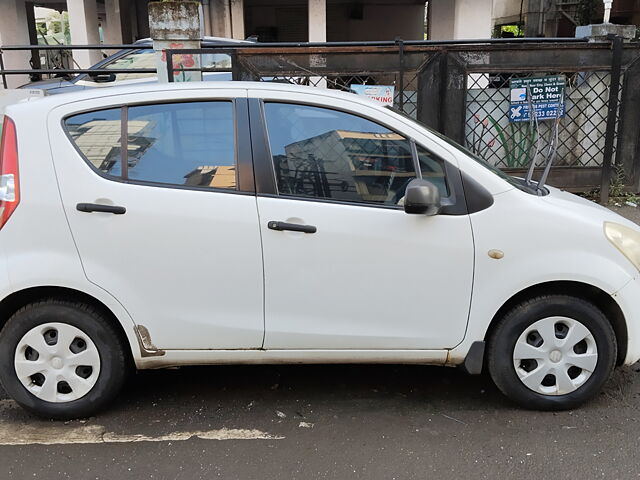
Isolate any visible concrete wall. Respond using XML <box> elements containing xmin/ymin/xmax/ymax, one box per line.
<box><xmin>243</xmin><ymin>0</ymin><xmax>424</xmax><ymax>43</ymax></box>
<box><xmin>0</xmin><ymin>0</ymin><xmax>32</xmax><ymax>88</ymax></box>
<box><xmin>492</xmin><ymin>0</ymin><xmax>523</xmax><ymax>25</ymax></box>
<box><xmin>326</xmin><ymin>3</ymin><xmax>425</xmax><ymax>42</ymax></box>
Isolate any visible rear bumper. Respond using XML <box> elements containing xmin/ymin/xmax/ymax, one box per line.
<box><xmin>614</xmin><ymin>276</ymin><xmax>640</xmax><ymax>365</ymax></box>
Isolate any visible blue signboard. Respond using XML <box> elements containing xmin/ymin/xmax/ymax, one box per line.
<box><xmin>509</xmin><ymin>75</ymin><xmax>566</xmax><ymax>122</ymax></box>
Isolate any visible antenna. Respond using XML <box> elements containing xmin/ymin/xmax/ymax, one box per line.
<box><xmin>536</xmin><ymin>93</ymin><xmax>565</xmax><ymax>193</ymax></box>
<box><xmin>524</xmin><ymin>85</ymin><xmax>541</xmax><ymax>186</ymax></box>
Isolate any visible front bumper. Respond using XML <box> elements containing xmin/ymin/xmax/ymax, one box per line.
<box><xmin>613</xmin><ymin>276</ymin><xmax>640</xmax><ymax>365</ymax></box>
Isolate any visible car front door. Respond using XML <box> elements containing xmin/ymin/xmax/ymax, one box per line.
<box><xmin>48</xmin><ymin>89</ymin><xmax>265</xmax><ymax>350</ymax></box>
<box><xmin>250</xmin><ymin>91</ymin><xmax>475</xmax><ymax>350</ymax></box>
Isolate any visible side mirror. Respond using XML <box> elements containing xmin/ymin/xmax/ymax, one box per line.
<box><xmin>89</xmin><ymin>72</ymin><xmax>117</xmax><ymax>83</ymax></box>
<box><xmin>403</xmin><ymin>178</ymin><xmax>441</xmax><ymax>216</ymax></box>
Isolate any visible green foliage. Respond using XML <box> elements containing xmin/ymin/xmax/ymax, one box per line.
<box><xmin>500</xmin><ymin>25</ymin><xmax>524</xmax><ymax>37</ymax></box>
<box><xmin>609</xmin><ymin>165</ymin><xmax>640</xmax><ymax>205</ymax></box>
<box><xmin>493</xmin><ymin>24</ymin><xmax>524</xmax><ymax>39</ymax></box>
<box><xmin>470</xmin><ymin>114</ymin><xmax>536</xmax><ymax>168</ymax></box>
<box><xmin>583</xmin><ymin>165</ymin><xmax>640</xmax><ymax>205</ymax></box>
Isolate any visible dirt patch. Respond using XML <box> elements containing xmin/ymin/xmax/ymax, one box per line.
<box><xmin>608</xmin><ymin>205</ymin><xmax>640</xmax><ymax>225</ymax></box>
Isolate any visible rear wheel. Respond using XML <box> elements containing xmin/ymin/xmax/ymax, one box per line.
<box><xmin>488</xmin><ymin>295</ymin><xmax>616</xmax><ymax>410</ymax></box>
<box><xmin>0</xmin><ymin>300</ymin><xmax>128</xmax><ymax>419</ymax></box>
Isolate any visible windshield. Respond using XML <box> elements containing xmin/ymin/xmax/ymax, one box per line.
<box><xmin>100</xmin><ymin>49</ymin><xmax>232</xmax><ymax>80</ymax></box>
<box><xmin>385</xmin><ymin>106</ymin><xmax>541</xmax><ymax>195</ymax></box>
<box><xmin>103</xmin><ymin>49</ymin><xmax>156</xmax><ymax>81</ymax></box>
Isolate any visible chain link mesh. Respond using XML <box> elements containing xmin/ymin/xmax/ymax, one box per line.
<box><xmin>465</xmin><ymin>71</ymin><xmax>622</xmax><ymax>169</ymax></box>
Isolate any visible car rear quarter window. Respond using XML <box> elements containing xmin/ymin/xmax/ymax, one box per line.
<box><xmin>64</xmin><ymin>108</ymin><xmax>123</xmax><ymax>176</ymax></box>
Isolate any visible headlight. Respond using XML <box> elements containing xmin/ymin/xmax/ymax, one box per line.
<box><xmin>604</xmin><ymin>222</ymin><xmax>640</xmax><ymax>272</ymax></box>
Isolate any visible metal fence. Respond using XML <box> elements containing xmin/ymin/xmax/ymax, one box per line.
<box><xmin>2</xmin><ymin>39</ymin><xmax>640</xmax><ymax>200</ymax></box>
<box><xmin>164</xmin><ymin>38</ymin><xmax>640</xmax><ymax>199</ymax></box>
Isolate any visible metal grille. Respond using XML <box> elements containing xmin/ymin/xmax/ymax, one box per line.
<box><xmin>232</xmin><ymin>50</ymin><xmax>423</xmax><ymax>119</ymax></box>
<box><xmin>465</xmin><ymin>71</ymin><xmax>622</xmax><ymax>169</ymax></box>
<box><xmin>256</xmin><ymin>70</ymin><xmax>419</xmax><ymax>118</ymax></box>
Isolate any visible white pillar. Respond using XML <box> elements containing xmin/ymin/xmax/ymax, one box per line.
<box><xmin>103</xmin><ymin>0</ymin><xmax>123</xmax><ymax>45</ymax></box>
<box><xmin>230</xmin><ymin>0</ymin><xmax>245</xmax><ymax>40</ymax></box>
<box><xmin>453</xmin><ymin>0</ymin><xmax>492</xmax><ymax>39</ymax></box>
<box><xmin>210</xmin><ymin>0</ymin><xmax>232</xmax><ymax>38</ymax></box>
<box><xmin>308</xmin><ymin>0</ymin><xmax>327</xmax><ymax>42</ymax></box>
<box><xmin>428</xmin><ymin>0</ymin><xmax>492</xmax><ymax>40</ymax></box>
<box><xmin>0</xmin><ymin>0</ymin><xmax>31</xmax><ymax>88</ymax></box>
<box><xmin>202</xmin><ymin>0</ymin><xmax>212</xmax><ymax>36</ymax></box>
<box><xmin>67</xmin><ymin>0</ymin><xmax>102</xmax><ymax>69</ymax></box>
<box><xmin>428</xmin><ymin>0</ymin><xmax>456</xmax><ymax>40</ymax></box>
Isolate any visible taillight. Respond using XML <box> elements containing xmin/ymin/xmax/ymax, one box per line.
<box><xmin>0</xmin><ymin>116</ymin><xmax>19</xmax><ymax>229</ymax></box>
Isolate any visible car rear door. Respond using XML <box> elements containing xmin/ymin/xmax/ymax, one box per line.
<box><xmin>248</xmin><ymin>89</ymin><xmax>475</xmax><ymax>350</ymax></box>
<box><xmin>47</xmin><ymin>88</ymin><xmax>265</xmax><ymax>350</ymax></box>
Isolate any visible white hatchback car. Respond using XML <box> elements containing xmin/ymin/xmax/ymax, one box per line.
<box><xmin>0</xmin><ymin>82</ymin><xmax>639</xmax><ymax>418</ymax></box>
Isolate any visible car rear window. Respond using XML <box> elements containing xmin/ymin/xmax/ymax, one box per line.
<box><xmin>64</xmin><ymin>101</ymin><xmax>237</xmax><ymax>190</ymax></box>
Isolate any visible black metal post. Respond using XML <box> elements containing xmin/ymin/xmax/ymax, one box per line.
<box><xmin>437</xmin><ymin>49</ymin><xmax>448</xmax><ymax>134</ymax></box>
<box><xmin>0</xmin><ymin>51</ymin><xmax>7</xmax><ymax>89</ymax></box>
<box><xmin>121</xmin><ymin>106</ymin><xmax>129</xmax><ymax>179</ymax></box>
<box><xmin>395</xmin><ymin>37</ymin><xmax>405</xmax><ymax>111</ymax></box>
<box><xmin>166</xmin><ymin>49</ymin><xmax>174</xmax><ymax>83</ymax></box>
<box><xmin>600</xmin><ymin>35</ymin><xmax>624</xmax><ymax>204</ymax></box>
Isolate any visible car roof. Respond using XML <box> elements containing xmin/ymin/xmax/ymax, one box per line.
<box><xmin>133</xmin><ymin>36</ymin><xmax>253</xmax><ymax>47</ymax></box>
<box><xmin>6</xmin><ymin>81</ymin><xmax>384</xmax><ymax>114</ymax></box>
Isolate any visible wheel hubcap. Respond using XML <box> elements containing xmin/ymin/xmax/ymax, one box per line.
<box><xmin>549</xmin><ymin>350</ymin><xmax>562</xmax><ymax>363</ymax></box>
<box><xmin>13</xmin><ymin>322</ymin><xmax>101</xmax><ymax>403</ymax></box>
<box><xmin>513</xmin><ymin>316</ymin><xmax>598</xmax><ymax>396</ymax></box>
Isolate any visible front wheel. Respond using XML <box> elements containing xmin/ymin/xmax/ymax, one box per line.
<box><xmin>487</xmin><ymin>295</ymin><xmax>617</xmax><ymax>410</ymax></box>
<box><xmin>0</xmin><ymin>300</ymin><xmax>128</xmax><ymax>419</ymax></box>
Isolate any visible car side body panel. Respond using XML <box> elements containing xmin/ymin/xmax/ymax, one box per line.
<box><xmin>0</xmin><ymin>103</ymin><xmax>142</xmax><ymax>362</ymax></box>
<box><xmin>1</xmin><ymin>83</ymin><xmax>638</xmax><ymax>371</ymax></box>
<box><xmin>448</xmin><ymin>188</ymin><xmax>639</xmax><ymax>364</ymax></box>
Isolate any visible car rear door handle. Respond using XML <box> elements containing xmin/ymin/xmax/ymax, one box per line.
<box><xmin>267</xmin><ymin>221</ymin><xmax>317</xmax><ymax>234</ymax></box>
<box><xmin>76</xmin><ymin>203</ymin><xmax>126</xmax><ymax>215</ymax></box>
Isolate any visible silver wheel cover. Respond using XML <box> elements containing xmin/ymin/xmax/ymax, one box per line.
<box><xmin>513</xmin><ymin>316</ymin><xmax>598</xmax><ymax>396</ymax></box>
<box><xmin>14</xmin><ymin>322</ymin><xmax>101</xmax><ymax>403</ymax></box>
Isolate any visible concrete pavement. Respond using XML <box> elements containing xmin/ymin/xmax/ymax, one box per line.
<box><xmin>1</xmin><ymin>364</ymin><xmax>639</xmax><ymax>479</ymax></box>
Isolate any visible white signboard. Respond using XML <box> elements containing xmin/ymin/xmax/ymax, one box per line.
<box><xmin>350</xmin><ymin>85</ymin><xmax>395</xmax><ymax>106</ymax></box>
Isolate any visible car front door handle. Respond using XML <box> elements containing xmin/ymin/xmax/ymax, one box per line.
<box><xmin>76</xmin><ymin>203</ymin><xmax>126</xmax><ymax>215</ymax></box>
<box><xmin>267</xmin><ymin>221</ymin><xmax>317</xmax><ymax>234</ymax></box>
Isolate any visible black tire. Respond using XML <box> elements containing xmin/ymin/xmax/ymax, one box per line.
<box><xmin>487</xmin><ymin>295</ymin><xmax>617</xmax><ymax>411</ymax></box>
<box><xmin>0</xmin><ymin>299</ymin><xmax>128</xmax><ymax>419</ymax></box>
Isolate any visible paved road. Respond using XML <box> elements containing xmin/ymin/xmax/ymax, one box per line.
<box><xmin>1</xmin><ymin>206</ymin><xmax>639</xmax><ymax>480</ymax></box>
<box><xmin>1</xmin><ymin>364</ymin><xmax>640</xmax><ymax>479</ymax></box>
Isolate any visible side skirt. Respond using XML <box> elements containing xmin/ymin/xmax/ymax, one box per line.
<box><xmin>135</xmin><ymin>349</ymin><xmax>449</xmax><ymax>369</ymax></box>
